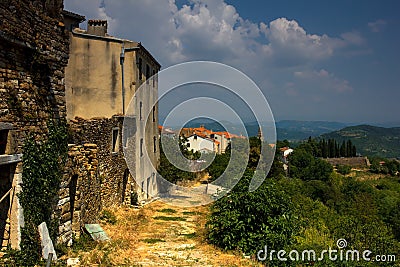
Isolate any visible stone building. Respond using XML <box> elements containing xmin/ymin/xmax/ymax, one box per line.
<box><xmin>0</xmin><ymin>1</ymin><xmax>161</xmax><ymax>250</ymax></box>
<box><xmin>64</xmin><ymin>16</ymin><xmax>161</xmax><ymax>206</ymax></box>
<box><xmin>0</xmin><ymin>0</ymin><xmax>71</xmax><ymax>248</ymax></box>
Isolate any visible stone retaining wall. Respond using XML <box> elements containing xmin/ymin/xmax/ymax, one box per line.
<box><xmin>56</xmin><ymin>143</ymin><xmax>101</xmax><ymax>245</ymax></box>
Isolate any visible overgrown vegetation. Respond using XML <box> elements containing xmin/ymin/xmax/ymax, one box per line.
<box><xmin>369</xmin><ymin>157</ymin><xmax>400</xmax><ymax>176</ymax></box>
<box><xmin>158</xmin><ymin>136</ymin><xmax>201</xmax><ymax>183</ymax></box>
<box><xmin>16</xmin><ymin>119</ymin><xmax>68</xmax><ymax>265</ymax></box>
<box><xmin>206</xmin><ymin>137</ymin><xmax>400</xmax><ymax>266</ymax></box>
<box><xmin>154</xmin><ymin>216</ymin><xmax>186</xmax><ymax>222</ymax></box>
<box><xmin>100</xmin><ymin>209</ymin><xmax>117</xmax><ymax>225</ymax></box>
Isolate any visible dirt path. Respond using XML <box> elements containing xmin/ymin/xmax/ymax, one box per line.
<box><xmin>75</xmin><ymin>195</ymin><xmax>261</xmax><ymax>266</ymax></box>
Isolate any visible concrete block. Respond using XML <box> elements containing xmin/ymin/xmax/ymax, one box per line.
<box><xmin>38</xmin><ymin>222</ymin><xmax>57</xmax><ymax>261</ymax></box>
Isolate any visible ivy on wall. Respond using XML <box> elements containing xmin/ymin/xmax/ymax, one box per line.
<box><xmin>19</xmin><ymin>119</ymin><xmax>68</xmax><ymax>263</ymax></box>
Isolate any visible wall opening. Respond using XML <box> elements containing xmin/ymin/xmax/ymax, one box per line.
<box><xmin>122</xmin><ymin>169</ymin><xmax>129</xmax><ymax>204</ymax></box>
<box><xmin>140</xmin><ymin>138</ymin><xmax>143</xmax><ymax>157</ymax></box>
<box><xmin>146</xmin><ymin>64</ymin><xmax>150</xmax><ymax>84</ymax></box>
<box><xmin>138</xmin><ymin>58</ymin><xmax>142</xmax><ymax>80</ymax></box>
<box><xmin>112</xmin><ymin>128</ymin><xmax>119</xmax><ymax>153</ymax></box>
<box><xmin>0</xmin><ymin>164</ymin><xmax>13</xmax><ymax>248</ymax></box>
<box><xmin>139</xmin><ymin>101</ymin><xmax>143</xmax><ymax>121</ymax></box>
<box><xmin>69</xmin><ymin>174</ymin><xmax>78</xmax><ymax>224</ymax></box>
<box><xmin>0</xmin><ymin>130</ymin><xmax>8</xmax><ymax>155</ymax></box>
<box><xmin>146</xmin><ymin>177</ymin><xmax>151</xmax><ymax>199</ymax></box>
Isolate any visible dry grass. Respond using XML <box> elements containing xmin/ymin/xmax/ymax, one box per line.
<box><xmin>70</xmin><ymin>201</ymin><xmax>262</xmax><ymax>266</ymax></box>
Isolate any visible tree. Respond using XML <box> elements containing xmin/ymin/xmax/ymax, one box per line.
<box><xmin>288</xmin><ymin>149</ymin><xmax>333</xmax><ymax>181</ymax></box>
<box><xmin>340</xmin><ymin>141</ymin><xmax>346</xmax><ymax>157</ymax></box>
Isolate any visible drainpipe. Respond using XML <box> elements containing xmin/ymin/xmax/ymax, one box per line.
<box><xmin>120</xmin><ymin>44</ymin><xmax>125</xmax><ymax>115</ymax></box>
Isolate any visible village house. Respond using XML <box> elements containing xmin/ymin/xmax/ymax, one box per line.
<box><xmin>63</xmin><ymin>14</ymin><xmax>161</xmax><ymax>206</ymax></box>
<box><xmin>186</xmin><ymin>134</ymin><xmax>215</xmax><ymax>154</ymax></box>
<box><xmin>180</xmin><ymin>125</ymin><xmax>241</xmax><ymax>154</ymax></box>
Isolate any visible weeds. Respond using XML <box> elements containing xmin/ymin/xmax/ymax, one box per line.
<box><xmin>154</xmin><ymin>216</ymin><xmax>186</xmax><ymax>222</ymax></box>
<box><xmin>158</xmin><ymin>208</ymin><xmax>177</xmax><ymax>214</ymax></box>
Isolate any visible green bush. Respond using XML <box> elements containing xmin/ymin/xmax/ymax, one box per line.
<box><xmin>100</xmin><ymin>209</ymin><xmax>117</xmax><ymax>225</ymax></box>
<box><xmin>206</xmin><ymin>171</ymin><xmax>299</xmax><ymax>257</ymax></box>
<box><xmin>336</xmin><ymin>164</ymin><xmax>352</xmax><ymax>175</ymax></box>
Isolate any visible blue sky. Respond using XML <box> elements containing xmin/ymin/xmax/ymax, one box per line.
<box><xmin>65</xmin><ymin>0</ymin><xmax>400</xmax><ymax>125</ymax></box>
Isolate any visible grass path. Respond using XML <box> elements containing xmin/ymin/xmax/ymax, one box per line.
<box><xmin>74</xmin><ymin>200</ymin><xmax>261</xmax><ymax>266</ymax></box>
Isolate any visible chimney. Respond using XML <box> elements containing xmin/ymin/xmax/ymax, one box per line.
<box><xmin>87</xmin><ymin>20</ymin><xmax>108</xmax><ymax>36</ymax></box>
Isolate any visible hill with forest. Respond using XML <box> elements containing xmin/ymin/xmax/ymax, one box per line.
<box><xmin>321</xmin><ymin>125</ymin><xmax>400</xmax><ymax>158</ymax></box>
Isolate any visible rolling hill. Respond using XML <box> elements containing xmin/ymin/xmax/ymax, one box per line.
<box><xmin>321</xmin><ymin>125</ymin><xmax>400</xmax><ymax>158</ymax></box>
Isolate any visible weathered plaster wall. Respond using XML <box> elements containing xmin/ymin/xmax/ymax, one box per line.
<box><xmin>65</xmin><ymin>35</ymin><xmax>138</xmax><ymax>119</ymax></box>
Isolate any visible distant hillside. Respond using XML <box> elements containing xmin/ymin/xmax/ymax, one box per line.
<box><xmin>321</xmin><ymin>125</ymin><xmax>400</xmax><ymax>158</ymax></box>
<box><xmin>276</xmin><ymin>120</ymin><xmax>350</xmax><ymax>140</ymax></box>
<box><xmin>177</xmin><ymin>120</ymin><xmax>352</xmax><ymax>140</ymax></box>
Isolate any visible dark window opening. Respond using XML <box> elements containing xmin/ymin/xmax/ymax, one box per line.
<box><xmin>112</xmin><ymin>128</ymin><xmax>119</xmax><ymax>153</ymax></box>
<box><xmin>152</xmin><ymin>70</ymin><xmax>156</xmax><ymax>87</ymax></box>
<box><xmin>146</xmin><ymin>64</ymin><xmax>150</xmax><ymax>84</ymax></box>
<box><xmin>122</xmin><ymin>169</ymin><xmax>129</xmax><ymax>204</ymax></box>
<box><xmin>152</xmin><ymin>106</ymin><xmax>156</xmax><ymax>122</ymax></box>
<box><xmin>187</xmin><ymin>143</ymin><xmax>190</xmax><ymax>147</ymax></box>
<box><xmin>194</xmin><ymin>135</ymin><xmax>197</xmax><ymax>140</ymax></box>
<box><xmin>69</xmin><ymin>174</ymin><xmax>78</xmax><ymax>224</ymax></box>
<box><xmin>139</xmin><ymin>101</ymin><xmax>143</xmax><ymax>121</ymax></box>
<box><xmin>138</xmin><ymin>58</ymin><xmax>143</xmax><ymax>80</ymax></box>
<box><xmin>153</xmin><ymin>136</ymin><xmax>157</xmax><ymax>153</ymax></box>
<box><xmin>0</xmin><ymin>130</ymin><xmax>8</xmax><ymax>155</ymax></box>
<box><xmin>140</xmin><ymin>138</ymin><xmax>143</xmax><ymax>157</ymax></box>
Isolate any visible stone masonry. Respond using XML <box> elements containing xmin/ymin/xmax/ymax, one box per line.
<box><xmin>0</xmin><ymin>0</ymin><xmax>70</xmax><ymax>249</ymax></box>
<box><xmin>68</xmin><ymin>116</ymin><xmax>136</xmax><ymax>207</ymax></box>
<box><xmin>56</xmin><ymin>144</ymin><xmax>101</xmax><ymax>245</ymax></box>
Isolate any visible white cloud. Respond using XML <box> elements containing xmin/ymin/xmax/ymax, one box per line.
<box><xmin>64</xmin><ymin>0</ymin><xmax>362</xmax><ymax>120</ymax></box>
<box><xmin>97</xmin><ymin>0</ymin><xmax>118</xmax><ymax>33</ymax></box>
<box><xmin>65</xmin><ymin>0</ymin><xmax>365</xmax><ymax>68</ymax></box>
<box><xmin>368</xmin><ymin>19</ymin><xmax>387</xmax><ymax>33</ymax></box>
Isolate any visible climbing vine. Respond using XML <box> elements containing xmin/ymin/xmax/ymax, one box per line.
<box><xmin>19</xmin><ymin>119</ymin><xmax>68</xmax><ymax>263</ymax></box>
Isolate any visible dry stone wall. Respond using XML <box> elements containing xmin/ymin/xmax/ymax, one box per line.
<box><xmin>69</xmin><ymin>116</ymin><xmax>133</xmax><ymax>207</ymax></box>
<box><xmin>57</xmin><ymin>144</ymin><xmax>101</xmax><ymax>244</ymax></box>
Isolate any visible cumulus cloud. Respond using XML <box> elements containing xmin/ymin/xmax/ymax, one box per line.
<box><xmin>368</xmin><ymin>19</ymin><xmax>387</xmax><ymax>33</ymax></box>
<box><xmin>64</xmin><ymin>0</ymin><xmax>362</xmax><ymax>120</ymax></box>
<box><xmin>97</xmin><ymin>0</ymin><xmax>118</xmax><ymax>33</ymax></box>
<box><xmin>65</xmin><ymin>0</ymin><xmax>365</xmax><ymax>68</ymax></box>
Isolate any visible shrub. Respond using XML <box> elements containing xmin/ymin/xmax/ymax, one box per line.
<box><xmin>206</xmin><ymin>171</ymin><xmax>299</xmax><ymax>257</ymax></box>
<box><xmin>336</xmin><ymin>164</ymin><xmax>352</xmax><ymax>175</ymax></box>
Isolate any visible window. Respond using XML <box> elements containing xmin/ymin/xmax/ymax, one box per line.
<box><xmin>153</xmin><ymin>136</ymin><xmax>157</xmax><ymax>153</ymax></box>
<box><xmin>146</xmin><ymin>64</ymin><xmax>150</xmax><ymax>84</ymax></box>
<box><xmin>187</xmin><ymin>143</ymin><xmax>190</xmax><ymax>148</ymax></box>
<box><xmin>112</xmin><ymin>128</ymin><xmax>119</xmax><ymax>153</ymax></box>
<box><xmin>139</xmin><ymin>101</ymin><xmax>143</xmax><ymax>120</ymax></box>
<box><xmin>152</xmin><ymin>70</ymin><xmax>156</xmax><ymax>87</ymax></box>
<box><xmin>0</xmin><ymin>130</ymin><xmax>8</xmax><ymax>155</ymax></box>
<box><xmin>138</xmin><ymin>58</ymin><xmax>143</xmax><ymax>80</ymax></box>
<box><xmin>152</xmin><ymin>106</ymin><xmax>156</xmax><ymax>122</ymax></box>
<box><xmin>194</xmin><ymin>135</ymin><xmax>197</xmax><ymax>140</ymax></box>
<box><xmin>140</xmin><ymin>138</ymin><xmax>143</xmax><ymax>157</ymax></box>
